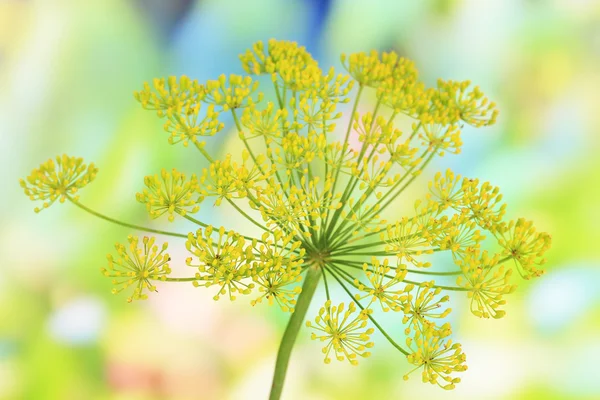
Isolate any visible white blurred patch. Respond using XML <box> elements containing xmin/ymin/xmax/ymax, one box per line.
<box><xmin>561</xmin><ymin>342</ymin><xmax>600</xmax><ymax>394</ymax></box>
<box><xmin>527</xmin><ymin>264</ymin><xmax>600</xmax><ymax>333</ymax></box>
<box><xmin>47</xmin><ymin>296</ymin><xmax>107</xmax><ymax>345</ymax></box>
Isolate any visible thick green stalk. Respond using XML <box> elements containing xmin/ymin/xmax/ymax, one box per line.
<box><xmin>269</xmin><ymin>266</ymin><xmax>322</xmax><ymax>400</ymax></box>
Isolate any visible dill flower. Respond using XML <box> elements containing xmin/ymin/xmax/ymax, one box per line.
<box><xmin>134</xmin><ymin>76</ymin><xmax>224</xmax><ymax>147</ymax></box>
<box><xmin>250</xmin><ymin>230</ymin><xmax>305</xmax><ymax>312</ymax></box>
<box><xmin>382</xmin><ymin>216</ymin><xmax>436</xmax><ymax>268</ymax></box>
<box><xmin>20</xmin><ymin>154</ymin><xmax>97</xmax><ymax>212</ymax></box>
<box><xmin>102</xmin><ymin>236</ymin><xmax>171</xmax><ymax>303</ymax></box>
<box><xmin>435</xmin><ymin>79</ymin><xmax>499</xmax><ymax>127</ymax></box>
<box><xmin>494</xmin><ymin>218</ymin><xmax>552</xmax><ymax>279</ymax></box>
<box><xmin>185</xmin><ymin>226</ymin><xmax>254</xmax><ymax>301</ymax></box>
<box><xmin>456</xmin><ymin>250</ymin><xmax>516</xmax><ymax>318</ymax></box>
<box><xmin>341</xmin><ymin>50</ymin><xmax>396</xmax><ymax>88</ymax></box>
<box><xmin>21</xmin><ymin>39</ymin><xmax>551</xmax><ymax>398</ymax></box>
<box><xmin>306</xmin><ymin>301</ymin><xmax>374</xmax><ymax>365</ymax></box>
<box><xmin>401</xmin><ymin>283</ymin><xmax>452</xmax><ymax>335</ymax></box>
<box><xmin>136</xmin><ymin>168</ymin><xmax>202</xmax><ymax>222</ymax></box>
<box><xmin>204</xmin><ymin>74</ymin><xmax>262</xmax><ymax>111</ymax></box>
<box><xmin>404</xmin><ymin>325</ymin><xmax>467</xmax><ymax>390</ymax></box>
<box><xmin>353</xmin><ymin>258</ymin><xmax>408</xmax><ymax>312</ymax></box>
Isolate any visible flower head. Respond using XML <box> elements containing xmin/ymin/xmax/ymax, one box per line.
<box><xmin>250</xmin><ymin>230</ymin><xmax>305</xmax><ymax>312</ymax></box>
<box><xmin>240</xmin><ymin>39</ymin><xmax>320</xmax><ymax>91</ymax></box>
<box><xmin>428</xmin><ymin>170</ymin><xmax>506</xmax><ymax>230</ymax></box>
<box><xmin>101</xmin><ymin>236</ymin><xmax>171</xmax><ymax>302</ymax></box>
<box><xmin>341</xmin><ymin>50</ymin><xmax>396</xmax><ymax>88</ymax></box>
<box><xmin>241</xmin><ymin>102</ymin><xmax>289</xmax><ymax>140</ymax></box>
<box><xmin>494</xmin><ymin>218</ymin><xmax>552</xmax><ymax>279</ymax></box>
<box><xmin>353</xmin><ymin>258</ymin><xmax>408</xmax><ymax>312</ymax></box>
<box><xmin>134</xmin><ymin>76</ymin><xmax>223</xmax><ymax>147</ymax></box>
<box><xmin>382</xmin><ymin>216</ymin><xmax>437</xmax><ymax>268</ymax></box>
<box><xmin>186</xmin><ymin>226</ymin><xmax>254</xmax><ymax>300</ymax></box>
<box><xmin>20</xmin><ymin>155</ymin><xmax>98</xmax><ymax>212</ymax></box>
<box><xmin>456</xmin><ymin>250</ymin><xmax>516</xmax><ymax>318</ymax></box>
<box><xmin>404</xmin><ymin>326</ymin><xmax>467</xmax><ymax>390</ymax></box>
<box><xmin>401</xmin><ymin>282</ymin><xmax>452</xmax><ymax>335</ymax></box>
<box><xmin>136</xmin><ymin>168</ymin><xmax>202</xmax><ymax>222</ymax></box>
<box><xmin>436</xmin><ymin>79</ymin><xmax>499</xmax><ymax>127</ymax></box>
<box><xmin>432</xmin><ymin>213</ymin><xmax>485</xmax><ymax>258</ymax></box>
<box><xmin>134</xmin><ymin>75</ymin><xmax>205</xmax><ymax>114</ymax></box>
<box><xmin>306</xmin><ymin>301</ymin><xmax>374</xmax><ymax>365</ymax></box>
<box><xmin>199</xmin><ymin>151</ymin><xmax>268</xmax><ymax>205</ymax></box>
<box><xmin>204</xmin><ymin>74</ymin><xmax>262</xmax><ymax>111</ymax></box>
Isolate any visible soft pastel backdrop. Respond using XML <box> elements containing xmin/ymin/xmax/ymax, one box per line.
<box><xmin>1</xmin><ymin>0</ymin><xmax>599</xmax><ymax>399</ymax></box>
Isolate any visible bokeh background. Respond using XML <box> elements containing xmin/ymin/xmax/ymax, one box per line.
<box><xmin>2</xmin><ymin>0</ymin><xmax>600</xmax><ymax>399</ymax></box>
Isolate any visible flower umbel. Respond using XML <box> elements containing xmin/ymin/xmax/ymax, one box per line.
<box><xmin>456</xmin><ymin>250</ymin><xmax>516</xmax><ymax>318</ymax></box>
<box><xmin>186</xmin><ymin>226</ymin><xmax>254</xmax><ymax>301</ymax></box>
<box><xmin>404</xmin><ymin>326</ymin><xmax>467</xmax><ymax>390</ymax></box>
<box><xmin>21</xmin><ymin>39</ymin><xmax>551</xmax><ymax>397</ymax></box>
<box><xmin>136</xmin><ymin>168</ymin><xmax>203</xmax><ymax>222</ymax></box>
<box><xmin>20</xmin><ymin>154</ymin><xmax>97</xmax><ymax>212</ymax></box>
<box><xmin>102</xmin><ymin>236</ymin><xmax>171</xmax><ymax>303</ymax></box>
<box><xmin>306</xmin><ymin>301</ymin><xmax>374</xmax><ymax>365</ymax></box>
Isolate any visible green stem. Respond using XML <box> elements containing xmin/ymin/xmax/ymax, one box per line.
<box><xmin>324</xmin><ymin>85</ymin><xmax>364</xmax><ymax>240</ymax></box>
<box><xmin>194</xmin><ymin>141</ymin><xmax>214</xmax><ymax>163</ymax></box>
<box><xmin>225</xmin><ymin>198</ymin><xmax>269</xmax><ymax>232</ymax></box>
<box><xmin>68</xmin><ymin>198</ymin><xmax>187</xmax><ymax>239</ymax></box>
<box><xmin>269</xmin><ymin>266</ymin><xmax>322</xmax><ymax>400</ymax></box>
<box><xmin>165</xmin><ymin>277</ymin><xmax>198</xmax><ymax>282</ymax></box>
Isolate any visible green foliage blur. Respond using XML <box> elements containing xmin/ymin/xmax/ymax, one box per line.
<box><xmin>2</xmin><ymin>0</ymin><xmax>599</xmax><ymax>399</ymax></box>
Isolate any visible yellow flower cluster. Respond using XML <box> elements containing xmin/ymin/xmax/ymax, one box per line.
<box><xmin>342</xmin><ymin>50</ymin><xmax>397</xmax><ymax>88</ymax></box>
<box><xmin>204</xmin><ymin>74</ymin><xmax>262</xmax><ymax>111</ymax></box>
<box><xmin>401</xmin><ymin>283</ymin><xmax>452</xmax><ymax>335</ymax></box>
<box><xmin>186</xmin><ymin>226</ymin><xmax>255</xmax><ymax>301</ymax></box>
<box><xmin>250</xmin><ymin>230</ymin><xmax>305</xmax><ymax>312</ymax></box>
<box><xmin>404</xmin><ymin>326</ymin><xmax>467</xmax><ymax>390</ymax></box>
<box><xmin>20</xmin><ymin>155</ymin><xmax>97</xmax><ymax>212</ymax></box>
<box><xmin>134</xmin><ymin>76</ymin><xmax>224</xmax><ymax>147</ymax></box>
<box><xmin>353</xmin><ymin>258</ymin><xmax>408</xmax><ymax>312</ymax></box>
<box><xmin>429</xmin><ymin>169</ymin><xmax>507</xmax><ymax>229</ymax></box>
<box><xmin>21</xmin><ymin>39</ymin><xmax>551</xmax><ymax>393</ymax></box>
<box><xmin>436</xmin><ymin>79</ymin><xmax>499</xmax><ymax>127</ymax></box>
<box><xmin>240</xmin><ymin>39</ymin><xmax>319</xmax><ymax>91</ymax></box>
<box><xmin>456</xmin><ymin>250</ymin><xmax>516</xmax><ymax>318</ymax></box>
<box><xmin>185</xmin><ymin>226</ymin><xmax>305</xmax><ymax>308</ymax></box>
<box><xmin>200</xmin><ymin>150</ymin><xmax>268</xmax><ymax>205</ymax></box>
<box><xmin>382</xmin><ymin>215</ymin><xmax>436</xmax><ymax>268</ymax></box>
<box><xmin>136</xmin><ymin>168</ymin><xmax>202</xmax><ymax>222</ymax></box>
<box><xmin>102</xmin><ymin>236</ymin><xmax>171</xmax><ymax>303</ymax></box>
<box><xmin>494</xmin><ymin>218</ymin><xmax>552</xmax><ymax>279</ymax></box>
<box><xmin>306</xmin><ymin>301</ymin><xmax>374</xmax><ymax>365</ymax></box>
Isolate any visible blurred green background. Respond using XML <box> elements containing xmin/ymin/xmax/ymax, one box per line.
<box><xmin>2</xmin><ymin>0</ymin><xmax>600</xmax><ymax>399</ymax></box>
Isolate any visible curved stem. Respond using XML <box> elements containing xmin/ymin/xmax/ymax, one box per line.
<box><xmin>225</xmin><ymin>198</ymin><xmax>269</xmax><ymax>232</ymax></box>
<box><xmin>194</xmin><ymin>141</ymin><xmax>214</xmax><ymax>163</ymax></box>
<box><xmin>269</xmin><ymin>265</ymin><xmax>322</xmax><ymax>400</ymax></box>
<box><xmin>182</xmin><ymin>214</ymin><xmax>209</xmax><ymax>228</ymax></box>
<box><xmin>68</xmin><ymin>198</ymin><xmax>187</xmax><ymax>239</ymax></box>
